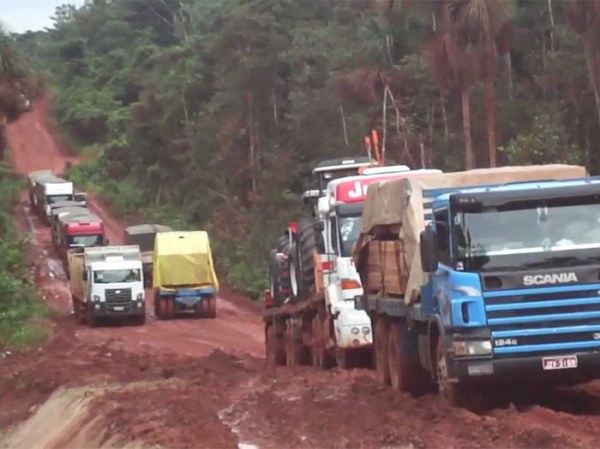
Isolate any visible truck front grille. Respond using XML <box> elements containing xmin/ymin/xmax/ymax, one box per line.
<box><xmin>484</xmin><ymin>285</ymin><xmax>600</xmax><ymax>358</ymax></box>
<box><xmin>105</xmin><ymin>288</ymin><xmax>132</xmax><ymax>306</ymax></box>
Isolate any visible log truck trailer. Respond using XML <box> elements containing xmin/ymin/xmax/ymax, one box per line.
<box><xmin>352</xmin><ymin>165</ymin><xmax>600</xmax><ymax>407</ymax></box>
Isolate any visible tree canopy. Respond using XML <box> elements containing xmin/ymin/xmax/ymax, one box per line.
<box><xmin>14</xmin><ymin>0</ymin><xmax>600</xmax><ymax>297</ymax></box>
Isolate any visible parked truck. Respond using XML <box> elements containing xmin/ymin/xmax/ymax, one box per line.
<box><xmin>352</xmin><ymin>164</ymin><xmax>599</xmax><ymax>407</ymax></box>
<box><xmin>125</xmin><ymin>224</ymin><xmax>173</xmax><ymax>287</ymax></box>
<box><xmin>69</xmin><ymin>246</ymin><xmax>146</xmax><ymax>326</ymax></box>
<box><xmin>27</xmin><ymin>170</ymin><xmax>52</xmax><ymax>208</ymax></box>
<box><xmin>31</xmin><ymin>174</ymin><xmax>74</xmax><ymax>224</ymax></box>
<box><xmin>264</xmin><ymin>167</ymin><xmax>442</xmax><ymax>369</ymax></box>
<box><xmin>152</xmin><ymin>231</ymin><xmax>219</xmax><ymax>320</ymax></box>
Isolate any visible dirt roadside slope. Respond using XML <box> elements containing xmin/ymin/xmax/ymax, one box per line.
<box><xmin>6</xmin><ymin>98</ymin><xmax>600</xmax><ymax>448</ymax></box>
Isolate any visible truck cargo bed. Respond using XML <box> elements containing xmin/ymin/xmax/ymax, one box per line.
<box><xmin>263</xmin><ymin>291</ymin><xmax>324</xmax><ymax>321</ymax></box>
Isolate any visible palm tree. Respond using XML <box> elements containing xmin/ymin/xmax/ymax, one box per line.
<box><xmin>446</xmin><ymin>0</ymin><xmax>512</xmax><ymax>167</ymax></box>
<box><xmin>567</xmin><ymin>0</ymin><xmax>600</xmax><ymax>158</ymax></box>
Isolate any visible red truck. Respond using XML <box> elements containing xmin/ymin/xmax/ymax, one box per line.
<box><xmin>56</xmin><ymin>213</ymin><xmax>108</xmax><ymax>274</ymax></box>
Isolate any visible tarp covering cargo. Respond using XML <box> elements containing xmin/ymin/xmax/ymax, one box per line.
<box><xmin>125</xmin><ymin>224</ymin><xmax>172</xmax><ymax>253</ymax></box>
<box><xmin>153</xmin><ymin>231</ymin><xmax>219</xmax><ymax>291</ymax></box>
<box><xmin>52</xmin><ymin>207</ymin><xmax>90</xmax><ymax>224</ymax></box>
<box><xmin>356</xmin><ymin>164</ymin><xmax>588</xmax><ymax>305</ymax></box>
<box><xmin>28</xmin><ymin>170</ymin><xmax>52</xmax><ymax>185</ymax></box>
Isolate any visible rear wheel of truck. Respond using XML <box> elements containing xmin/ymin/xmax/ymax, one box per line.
<box><xmin>436</xmin><ymin>333</ymin><xmax>467</xmax><ymax>407</ymax></box>
<box><xmin>374</xmin><ymin>318</ymin><xmax>391</xmax><ymax>385</ymax></box>
<box><xmin>72</xmin><ymin>296</ymin><xmax>86</xmax><ymax>325</ymax></box>
<box><xmin>388</xmin><ymin>320</ymin><xmax>420</xmax><ymax>392</ymax></box>
<box><xmin>291</xmin><ymin>219</ymin><xmax>317</xmax><ymax>301</ymax></box>
<box><xmin>285</xmin><ymin>318</ymin><xmax>309</xmax><ymax>366</ymax></box>
<box><xmin>164</xmin><ymin>297</ymin><xmax>175</xmax><ymax>319</ymax></box>
<box><xmin>266</xmin><ymin>324</ymin><xmax>286</xmax><ymax>366</ymax></box>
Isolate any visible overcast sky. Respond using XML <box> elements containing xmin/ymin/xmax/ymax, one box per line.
<box><xmin>0</xmin><ymin>0</ymin><xmax>85</xmax><ymax>34</ymax></box>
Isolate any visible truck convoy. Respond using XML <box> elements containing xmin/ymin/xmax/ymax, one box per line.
<box><xmin>27</xmin><ymin>170</ymin><xmax>86</xmax><ymax>224</ymax></box>
<box><xmin>69</xmin><ymin>246</ymin><xmax>146</xmax><ymax>326</ymax></box>
<box><xmin>153</xmin><ymin>231</ymin><xmax>219</xmax><ymax>320</ymax></box>
<box><xmin>264</xmin><ymin>155</ymin><xmax>442</xmax><ymax>369</ymax></box>
<box><xmin>352</xmin><ymin>164</ymin><xmax>600</xmax><ymax>407</ymax></box>
<box><xmin>125</xmin><ymin>224</ymin><xmax>173</xmax><ymax>287</ymax></box>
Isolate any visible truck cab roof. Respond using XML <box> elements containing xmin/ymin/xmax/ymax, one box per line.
<box><xmin>432</xmin><ymin>177</ymin><xmax>600</xmax><ymax>209</ymax></box>
<box><xmin>88</xmin><ymin>259</ymin><xmax>143</xmax><ymax>271</ymax></box>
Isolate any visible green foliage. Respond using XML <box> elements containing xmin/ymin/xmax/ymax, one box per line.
<box><xmin>14</xmin><ymin>0</ymin><xmax>600</xmax><ymax>298</ymax></box>
<box><xmin>0</xmin><ymin>164</ymin><xmax>49</xmax><ymax>349</ymax></box>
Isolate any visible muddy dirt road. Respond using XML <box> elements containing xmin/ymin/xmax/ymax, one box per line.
<box><xmin>5</xmin><ymin>99</ymin><xmax>600</xmax><ymax>448</ymax></box>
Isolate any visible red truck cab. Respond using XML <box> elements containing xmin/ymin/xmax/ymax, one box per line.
<box><xmin>58</xmin><ymin>214</ymin><xmax>107</xmax><ymax>271</ymax></box>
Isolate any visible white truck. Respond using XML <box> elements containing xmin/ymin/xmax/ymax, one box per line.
<box><xmin>264</xmin><ymin>166</ymin><xmax>442</xmax><ymax>369</ymax></box>
<box><xmin>68</xmin><ymin>246</ymin><xmax>146</xmax><ymax>326</ymax></box>
<box><xmin>27</xmin><ymin>170</ymin><xmax>87</xmax><ymax>224</ymax></box>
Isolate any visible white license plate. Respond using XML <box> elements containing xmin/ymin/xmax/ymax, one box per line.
<box><xmin>542</xmin><ymin>355</ymin><xmax>578</xmax><ymax>370</ymax></box>
<box><xmin>113</xmin><ymin>306</ymin><xmax>124</xmax><ymax>311</ymax></box>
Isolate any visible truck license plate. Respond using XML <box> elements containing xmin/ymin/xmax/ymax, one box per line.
<box><xmin>542</xmin><ymin>355</ymin><xmax>578</xmax><ymax>370</ymax></box>
<box><xmin>113</xmin><ymin>306</ymin><xmax>124</xmax><ymax>311</ymax></box>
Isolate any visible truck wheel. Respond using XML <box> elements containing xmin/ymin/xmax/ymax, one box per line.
<box><xmin>164</xmin><ymin>297</ymin><xmax>175</xmax><ymax>320</ymax></box>
<box><xmin>72</xmin><ymin>296</ymin><xmax>85</xmax><ymax>325</ymax></box>
<box><xmin>285</xmin><ymin>319</ymin><xmax>309</xmax><ymax>366</ymax></box>
<box><xmin>208</xmin><ymin>295</ymin><xmax>217</xmax><ymax>318</ymax></box>
<box><xmin>374</xmin><ymin>318</ymin><xmax>391</xmax><ymax>385</ymax></box>
<box><xmin>388</xmin><ymin>320</ymin><xmax>419</xmax><ymax>392</ymax></box>
<box><xmin>154</xmin><ymin>292</ymin><xmax>164</xmax><ymax>320</ymax></box>
<box><xmin>266</xmin><ymin>324</ymin><xmax>286</xmax><ymax>366</ymax></box>
<box><xmin>335</xmin><ymin>349</ymin><xmax>350</xmax><ymax>369</ymax></box>
<box><xmin>311</xmin><ymin>316</ymin><xmax>333</xmax><ymax>369</ymax></box>
<box><xmin>132</xmin><ymin>314</ymin><xmax>146</xmax><ymax>326</ymax></box>
<box><xmin>436</xmin><ymin>333</ymin><xmax>467</xmax><ymax>407</ymax></box>
<box><xmin>290</xmin><ymin>219</ymin><xmax>317</xmax><ymax>301</ymax></box>
<box><xmin>87</xmin><ymin>305</ymin><xmax>99</xmax><ymax>328</ymax></box>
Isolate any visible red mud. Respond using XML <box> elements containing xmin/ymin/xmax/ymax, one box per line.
<box><xmin>5</xmin><ymin>98</ymin><xmax>600</xmax><ymax>448</ymax></box>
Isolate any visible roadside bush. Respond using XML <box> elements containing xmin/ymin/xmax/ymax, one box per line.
<box><xmin>0</xmin><ymin>164</ymin><xmax>49</xmax><ymax>349</ymax></box>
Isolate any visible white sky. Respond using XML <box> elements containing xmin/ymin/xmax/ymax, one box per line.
<box><xmin>0</xmin><ymin>0</ymin><xmax>86</xmax><ymax>34</ymax></box>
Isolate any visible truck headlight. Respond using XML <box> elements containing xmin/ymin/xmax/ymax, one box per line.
<box><xmin>93</xmin><ymin>295</ymin><xmax>101</xmax><ymax>302</ymax></box>
<box><xmin>136</xmin><ymin>293</ymin><xmax>143</xmax><ymax>301</ymax></box>
<box><xmin>453</xmin><ymin>340</ymin><xmax>492</xmax><ymax>357</ymax></box>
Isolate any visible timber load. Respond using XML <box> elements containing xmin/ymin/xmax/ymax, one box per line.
<box><xmin>353</xmin><ymin>164</ymin><xmax>589</xmax><ymax>304</ymax></box>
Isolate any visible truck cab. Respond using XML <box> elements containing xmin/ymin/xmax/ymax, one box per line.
<box><xmin>313</xmin><ymin>169</ymin><xmax>442</xmax><ymax>351</ymax></box>
<box><xmin>73</xmin><ymin>246</ymin><xmax>145</xmax><ymax>326</ymax></box>
<box><xmin>33</xmin><ymin>175</ymin><xmax>75</xmax><ymax>224</ymax></box>
<box><xmin>421</xmin><ymin>178</ymin><xmax>600</xmax><ymax>393</ymax></box>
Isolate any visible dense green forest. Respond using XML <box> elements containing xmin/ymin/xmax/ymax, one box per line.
<box><xmin>11</xmin><ymin>0</ymin><xmax>600</xmax><ymax>298</ymax></box>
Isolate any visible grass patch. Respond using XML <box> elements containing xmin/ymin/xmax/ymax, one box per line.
<box><xmin>0</xmin><ymin>163</ymin><xmax>50</xmax><ymax>350</ymax></box>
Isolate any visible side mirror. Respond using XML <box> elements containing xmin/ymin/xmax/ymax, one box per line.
<box><xmin>420</xmin><ymin>228</ymin><xmax>438</xmax><ymax>273</ymax></box>
<box><xmin>313</xmin><ymin>221</ymin><xmax>324</xmax><ymax>233</ymax></box>
<box><xmin>82</xmin><ymin>270</ymin><xmax>88</xmax><ymax>281</ymax></box>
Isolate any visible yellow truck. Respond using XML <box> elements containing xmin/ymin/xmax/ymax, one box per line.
<box><xmin>152</xmin><ymin>231</ymin><xmax>219</xmax><ymax>320</ymax></box>
<box><xmin>69</xmin><ymin>246</ymin><xmax>146</xmax><ymax>327</ymax></box>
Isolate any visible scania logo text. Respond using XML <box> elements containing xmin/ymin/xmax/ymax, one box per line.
<box><xmin>523</xmin><ymin>272</ymin><xmax>578</xmax><ymax>286</ymax></box>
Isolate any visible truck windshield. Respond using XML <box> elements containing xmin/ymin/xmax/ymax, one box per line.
<box><xmin>47</xmin><ymin>195</ymin><xmax>71</xmax><ymax>204</ymax></box>
<box><xmin>338</xmin><ymin>215</ymin><xmax>361</xmax><ymax>257</ymax></box>
<box><xmin>68</xmin><ymin>235</ymin><xmax>103</xmax><ymax>247</ymax></box>
<box><xmin>452</xmin><ymin>196</ymin><xmax>600</xmax><ymax>271</ymax></box>
<box><xmin>93</xmin><ymin>269</ymin><xmax>141</xmax><ymax>283</ymax></box>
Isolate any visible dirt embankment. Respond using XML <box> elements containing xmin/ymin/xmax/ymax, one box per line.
<box><xmin>5</xmin><ymin>98</ymin><xmax>600</xmax><ymax>448</ymax></box>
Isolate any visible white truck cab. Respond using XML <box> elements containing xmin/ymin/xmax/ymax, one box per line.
<box><xmin>80</xmin><ymin>246</ymin><xmax>145</xmax><ymax>322</ymax></box>
<box><xmin>316</xmin><ymin>168</ymin><xmax>443</xmax><ymax>349</ymax></box>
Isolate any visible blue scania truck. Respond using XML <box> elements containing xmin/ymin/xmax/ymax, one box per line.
<box><xmin>355</xmin><ymin>169</ymin><xmax>600</xmax><ymax>407</ymax></box>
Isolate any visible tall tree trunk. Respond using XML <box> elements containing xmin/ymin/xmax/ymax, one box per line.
<box><xmin>461</xmin><ymin>88</ymin><xmax>474</xmax><ymax>169</ymax></box>
<box><xmin>340</xmin><ymin>105</ymin><xmax>349</xmax><ymax>147</ymax></box>
<box><xmin>485</xmin><ymin>80</ymin><xmax>497</xmax><ymax>167</ymax></box>
<box><xmin>582</xmin><ymin>34</ymin><xmax>600</xmax><ymax>160</ymax></box>
<box><xmin>440</xmin><ymin>93</ymin><xmax>448</xmax><ymax>138</ymax></box>
<box><xmin>505</xmin><ymin>53</ymin><xmax>513</xmax><ymax>101</ymax></box>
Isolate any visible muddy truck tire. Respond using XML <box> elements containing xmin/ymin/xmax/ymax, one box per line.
<box><xmin>269</xmin><ymin>235</ymin><xmax>292</xmax><ymax>306</ymax></box>
<box><xmin>290</xmin><ymin>218</ymin><xmax>317</xmax><ymax>301</ymax></box>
